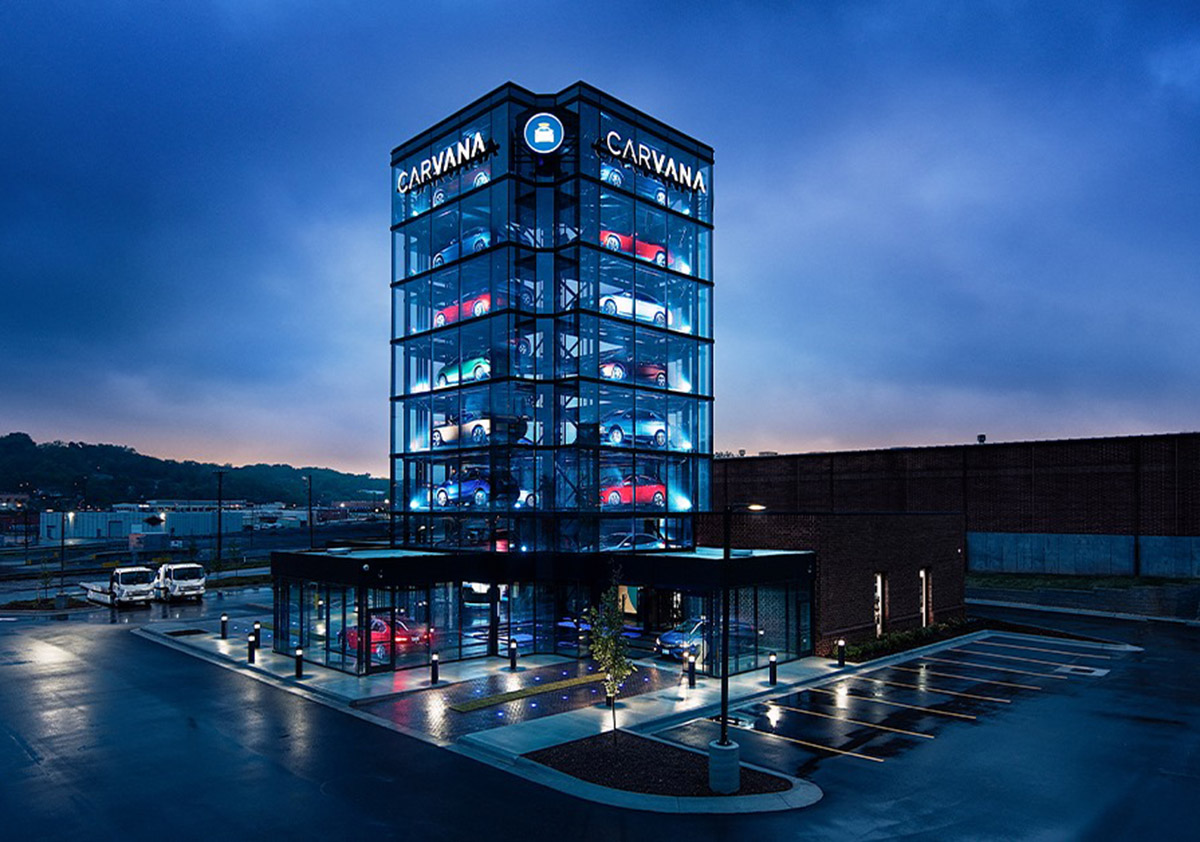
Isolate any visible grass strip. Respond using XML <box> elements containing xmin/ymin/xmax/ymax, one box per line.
<box><xmin>450</xmin><ymin>674</ymin><xmax>605</xmax><ymax>713</ymax></box>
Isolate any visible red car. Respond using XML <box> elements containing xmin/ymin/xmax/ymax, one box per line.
<box><xmin>600</xmin><ymin>474</ymin><xmax>667</xmax><ymax>507</ymax></box>
<box><xmin>600</xmin><ymin>230</ymin><xmax>667</xmax><ymax>267</ymax></box>
<box><xmin>433</xmin><ymin>286</ymin><xmax>535</xmax><ymax>328</ymax></box>
<box><xmin>344</xmin><ymin>616</ymin><xmax>431</xmax><ymax>659</ymax></box>
<box><xmin>600</xmin><ymin>352</ymin><xmax>667</xmax><ymax>387</ymax></box>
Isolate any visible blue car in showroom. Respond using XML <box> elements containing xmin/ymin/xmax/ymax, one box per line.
<box><xmin>432</xmin><ymin>227</ymin><xmax>491</xmax><ymax>267</ymax></box>
<box><xmin>434</xmin><ymin>467</ymin><xmax>519</xmax><ymax>507</ymax></box>
<box><xmin>655</xmin><ymin>618</ymin><xmax>758</xmax><ymax>660</ymax></box>
<box><xmin>599</xmin><ymin>407</ymin><xmax>667</xmax><ymax>448</ymax></box>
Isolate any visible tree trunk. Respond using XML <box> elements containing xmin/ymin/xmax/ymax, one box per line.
<box><xmin>611</xmin><ymin>694</ymin><xmax>617</xmax><ymax>746</ymax></box>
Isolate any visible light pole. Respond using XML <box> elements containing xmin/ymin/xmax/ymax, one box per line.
<box><xmin>710</xmin><ymin>501</ymin><xmax>765</xmax><ymax>794</ymax></box>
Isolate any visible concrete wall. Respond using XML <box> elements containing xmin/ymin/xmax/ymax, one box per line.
<box><xmin>968</xmin><ymin>532</ymin><xmax>1200</xmax><ymax>578</ymax></box>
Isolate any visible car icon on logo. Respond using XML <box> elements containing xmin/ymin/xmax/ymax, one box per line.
<box><xmin>524</xmin><ymin>112</ymin><xmax>564</xmax><ymax>154</ymax></box>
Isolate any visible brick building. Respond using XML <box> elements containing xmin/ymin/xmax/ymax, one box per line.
<box><xmin>715</xmin><ymin>431</ymin><xmax>1200</xmax><ymax>580</ymax></box>
<box><xmin>696</xmin><ymin>511</ymin><xmax>964</xmax><ymax>654</ymax></box>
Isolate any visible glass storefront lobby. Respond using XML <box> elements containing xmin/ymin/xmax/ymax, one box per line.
<box><xmin>273</xmin><ymin>548</ymin><xmax>813</xmax><ymax>676</ymax></box>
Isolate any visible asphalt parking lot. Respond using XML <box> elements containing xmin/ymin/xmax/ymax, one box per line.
<box><xmin>658</xmin><ymin>633</ymin><xmax>1129</xmax><ymax>778</ymax></box>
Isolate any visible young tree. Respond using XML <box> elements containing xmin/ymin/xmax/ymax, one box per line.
<box><xmin>585</xmin><ymin>572</ymin><xmax>637</xmax><ymax>745</ymax></box>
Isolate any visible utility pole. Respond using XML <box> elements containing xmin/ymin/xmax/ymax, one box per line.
<box><xmin>214</xmin><ymin>470</ymin><xmax>226</xmax><ymax>568</ymax></box>
<box><xmin>305</xmin><ymin>474</ymin><xmax>314</xmax><ymax>550</ymax></box>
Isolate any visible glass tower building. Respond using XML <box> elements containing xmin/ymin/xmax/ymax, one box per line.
<box><xmin>390</xmin><ymin>82</ymin><xmax>713</xmax><ymax>554</ymax></box>
<box><xmin>273</xmin><ymin>83</ymin><xmax>812</xmax><ymax>677</ymax></box>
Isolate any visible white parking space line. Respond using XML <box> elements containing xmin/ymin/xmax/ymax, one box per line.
<box><xmin>974</xmin><ymin>640</ymin><xmax>1112</xmax><ymax>660</ymax></box>
<box><xmin>727</xmin><ymin>718</ymin><xmax>885</xmax><ymax>763</ymax></box>
<box><xmin>767</xmin><ymin>701</ymin><xmax>935</xmax><ymax>739</ymax></box>
<box><xmin>850</xmin><ymin>676</ymin><xmax>1011</xmax><ymax>704</ymax></box>
<box><xmin>922</xmin><ymin>656</ymin><xmax>1069</xmax><ymax>679</ymax></box>
<box><xmin>948</xmin><ymin>648</ymin><xmax>1081</xmax><ymax>668</ymax></box>
<box><xmin>891</xmin><ymin>665</ymin><xmax>1042</xmax><ymax>691</ymax></box>
<box><xmin>807</xmin><ymin>685</ymin><xmax>977</xmax><ymax>720</ymax></box>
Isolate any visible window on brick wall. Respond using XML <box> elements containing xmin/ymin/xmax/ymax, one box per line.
<box><xmin>919</xmin><ymin>568</ymin><xmax>932</xmax><ymax>628</ymax></box>
<box><xmin>873</xmin><ymin>572</ymin><xmax>886</xmax><ymax>638</ymax></box>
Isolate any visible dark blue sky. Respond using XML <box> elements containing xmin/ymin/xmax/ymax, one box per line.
<box><xmin>2</xmin><ymin>1</ymin><xmax>1198</xmax><ymax>475</ymax></box>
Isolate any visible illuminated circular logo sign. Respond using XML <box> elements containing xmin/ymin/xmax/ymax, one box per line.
<box><xmin>523</xmin><ymin>112</ymin><xmax>564</xmax><ymax>154</ymax></box>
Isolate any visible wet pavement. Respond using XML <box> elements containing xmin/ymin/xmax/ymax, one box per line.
<box><xmin>2</xmin><ymin>603</ymin><xmax>1197</xmax><ymax>839</ymax></box>
<box><xmin>658</xmin><ymin>634</ymin><xmax>1130</xmax><ymax>778</ymax></box>
<box><xmin>359</xmin><ymin>658</ymin><xmax>677</xmax><ymax>741</ymax></box>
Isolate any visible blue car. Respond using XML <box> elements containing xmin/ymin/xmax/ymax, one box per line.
<box><xmin>432</xmin><ymin>227</ymin><xmax>491</xmax><ymax>267</ymax></box>
<box><xmin>599</xmin><ymin>408</ymin><xmax>667</xmax><ymax>448</ymax></box>
<box><xmin>434</xmin><ymin>468</ymin><xmax>519</xmax><ymax>507</ymax></box>
<box><xmin>656</xmin><ymin>617</ymin><xmax>759</xmax><ymax>660</ymax></box>
<box><xmin>600</xmin><ymin>161</ymin><xmax>666</xmax><ymax>205</ymax></box>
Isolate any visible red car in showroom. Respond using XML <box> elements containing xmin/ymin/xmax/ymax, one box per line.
<box><xmin>599</xmin><ymin>351</ymin><xmax>667</xmax><ymax>387</ymax></box>
<box><xmin>343</xmin><ymin>616</ymin><xmax>431</xmax><ymax>659</ymax></box>
<box><xmin>599</xmin><ymin>229</ymin><xmax>668</xmax><ymax>267</ymax></box>
<box><xmin>600</xmin><ymin>474</ymin><xmax>667</xmax><ymax>507</ymax></box>
<box><xmin>433</xmin><ymin>285</ymin><xmax>536</xmax><ymax>328</ymax></box>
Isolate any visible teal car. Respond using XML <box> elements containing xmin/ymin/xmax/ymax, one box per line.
<box><xmin>436</xmin><ymin>350</ymin><xmax>491</xmax><ymax>388</ymax></box>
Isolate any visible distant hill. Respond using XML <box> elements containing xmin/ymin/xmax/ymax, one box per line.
<box><xmin>0</xmin><ymin>432</ymin><xmax>387</xmax><ymax>507</ymax></box>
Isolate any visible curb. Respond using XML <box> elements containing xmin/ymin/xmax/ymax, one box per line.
<box><xmin>968</xmin><ymin>598</ymin><xmax>1200</xmax><ymax>628</ymax></box>
<box><xmin>448</xmin><ymin>740</ymin><xmax>823</xmax><ymax>814</ymax></box>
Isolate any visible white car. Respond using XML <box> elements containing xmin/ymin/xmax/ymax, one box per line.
<box><xmin>598</xmin><ymin>290</ymin><xmax>669</xmax><ymax>327</ymax></box>
<box><xmin>432</xmin><ymin>412</ymin><xmax>490</xmax><ymax>447</ymax></box>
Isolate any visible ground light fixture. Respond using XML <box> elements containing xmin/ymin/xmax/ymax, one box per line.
<box><xmin>769</xmin><ymin>652</ymin><xmax>778</xmax><ymax>685</ymax></box>
<box><xmin>710</xmin><ymin>502</ymin><xmax>766</xmax><ymax>794</ymax></box>
<box><xmin>838</xmin><ymin>638</ymin><xmax>847</xmax><ymax>668</ymax></box>
<box><xmin>220</xmin><ymin>613</ymin><xmax>228</xmax><ymax>640</ymax></box>
<box><xmin>430</xmin><ymin>653</ymin><xmax>439</xmax><ymax>684</ymax></box>
<box><xmin>294</xmin><ymin>648</ymin><xmax>303</xmax><ymax>679</ymax></box>
<box><xmin>247</xmin><ymin>633</ymin><xmax>255</xmax><ymax>664</ymax></box>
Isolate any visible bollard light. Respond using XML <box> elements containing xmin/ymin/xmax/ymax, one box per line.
<box><xmin>837</xmin><ymin>638</ymin><xmax>846</xmax><ymax>668</ymax></box>
<box><xmin>220</xmin><ymin>613</ymin><xmax>228</xmax><ymax>640</ymax></box>
<box><xmin>247</xmin><ymin>632</ymin><xmax>256</xmax><ymax>664</ymax></box>
<box><xmin>768</xmin><ymin>651</ymin><xmax>778</xmax><ymax>686</ymax></box>
<box><xmin>687</xmin><ymin>653</ymin><xmax>697</xmax><ymax>689</ymax></box>
<box><xmin>430</xmin><ymin>653</ymin><xmax>439</xmax><ymax>685</ymax></box>
<box><xmin>295</xmin><ymin>648</ymin><xmax>304</xmax><ymax>679</ymax></box>
<box><xmin>509</xmin><ymin>639</ymin><xmax>518</xmax><ymax>672</ymax></box>
<box><xmin>253</xmin><ymin>621</ymin><xmax>262</xmax><ymax>649</ymax></box>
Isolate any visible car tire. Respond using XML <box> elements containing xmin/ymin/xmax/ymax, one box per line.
<box><xmin>609</xmin><ymin>425</ymin><xmax>624</xmax><ymax>445</ymax></box>
<box><xmin>606</xmin><ymin>169</ymin><xmax>623</xmax><ymax>187</ymax></box>
<box><xmin>517</xmin><ymin>338</ymin><xmax>530</xmax><ymax>357</ymax></box>
<box><xmin>655</xmin><ymin>189</ymin><xmax>667</xmax><ymax>205</ymax></box>
<box><xmin>601</xmin><ymin>298</ymin><xmax>618</xmax><ymax>316</ymax></box>
<box><xmin>433</xmin><ymin>189</ymin><xmax>445</xmax><ymax>207</ymax></box>
<box><xmin>437</xmin><ymin>373</ymin><xmax>448</xmax><ymax>388</ymax></box>
<box><xmin>607</xmin><ymin>491</ymin><xmax>622</xmax><ymax>507</ymax></box>
<box><xmin>655</xmin><ymin>372</ymin><xmax>667</xmax><ymax>387</ymax></box>
<box><xmin>525</xmin><ymin>493</ymin><xmax>536</xmax><ymax>508</ymax></box>
<box><xmin>604</xmin><ymin>234</ymin><xmax>622</xmax><ymax>251</ymax></box>
<box><xmin>433</xmin><ymin>254</ymin><xmax>444</xmax><ymax>267</ymax></box>
<box><xmin>472</xmin><ymin>238</ymin><xmax>487</xmax><ymax>253</ymax></box>
<box><xmin>473</xmin><ymin>172</ymin><xmax>489</xmax><ymax>188</ymax></box>
<box><xmin>653</xmin><ymin>491</ymin><xmax>665</xmax><ymax>507</ymax></box>
<box><xmin>473</xmin><ymin>364</ymin><xmax>488</xmax><ymax>381</ymax></box>
<box><xmin>654</xmin><ymin>251</ymin><xmax>666</xmax><ymax>267</ymax></box>
<box><xmin>434</xmin><ymin>312</ymin><xmax>446</xmax><ymax>328</ymax></box>
<box><xmin>375</xmin><ymin>643</ymin><xmax>387</xmax><ymax>660</ymax></box>
<box><xmin>653</xmin><ymin>311</ymin><xmax>666</xmax><ymax>327</ymax></box>
<box><xmin>436</xmin><ymin>489</ymin><xmax>449</xmax><ymax>506</ymax></box>
<box><xmin>654</xmin><ymin>430</ymin><xmax>666</xmax><ymax>448</ymax></box>
<box><xmin>432</xmin><ymin>430</ymin><xmax>443</xmax><ymax>448</ymax></box>
<box><xmin>473</xmin><ymin>300</ymin><xmax>488</xmax><ymax>317</ymax></box>
<box><xmin>610</xmin><ymin>363</ymin><xmax>626</xmax><ymax>380</ymax></box>
<box><xmin>472</xmin><ymin>425</ymin><xmax>486</xmax><ymax>444</ymax></box>
<box><xmin>474</xmin><ymin>488</ymin><xmax>487</xmax><ymax>507</ymax></box>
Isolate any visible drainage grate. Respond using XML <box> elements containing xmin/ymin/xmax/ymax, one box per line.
<box><xmin>165</xmin><ymin>629</ymin><xmax>208</xmax><ymax>637</ymax></box>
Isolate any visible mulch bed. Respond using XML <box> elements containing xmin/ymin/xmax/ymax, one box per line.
<box><xmin>525</xmin><ymin>730</ymin><xmax>792</xmax><ymax>797</ymax></box>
